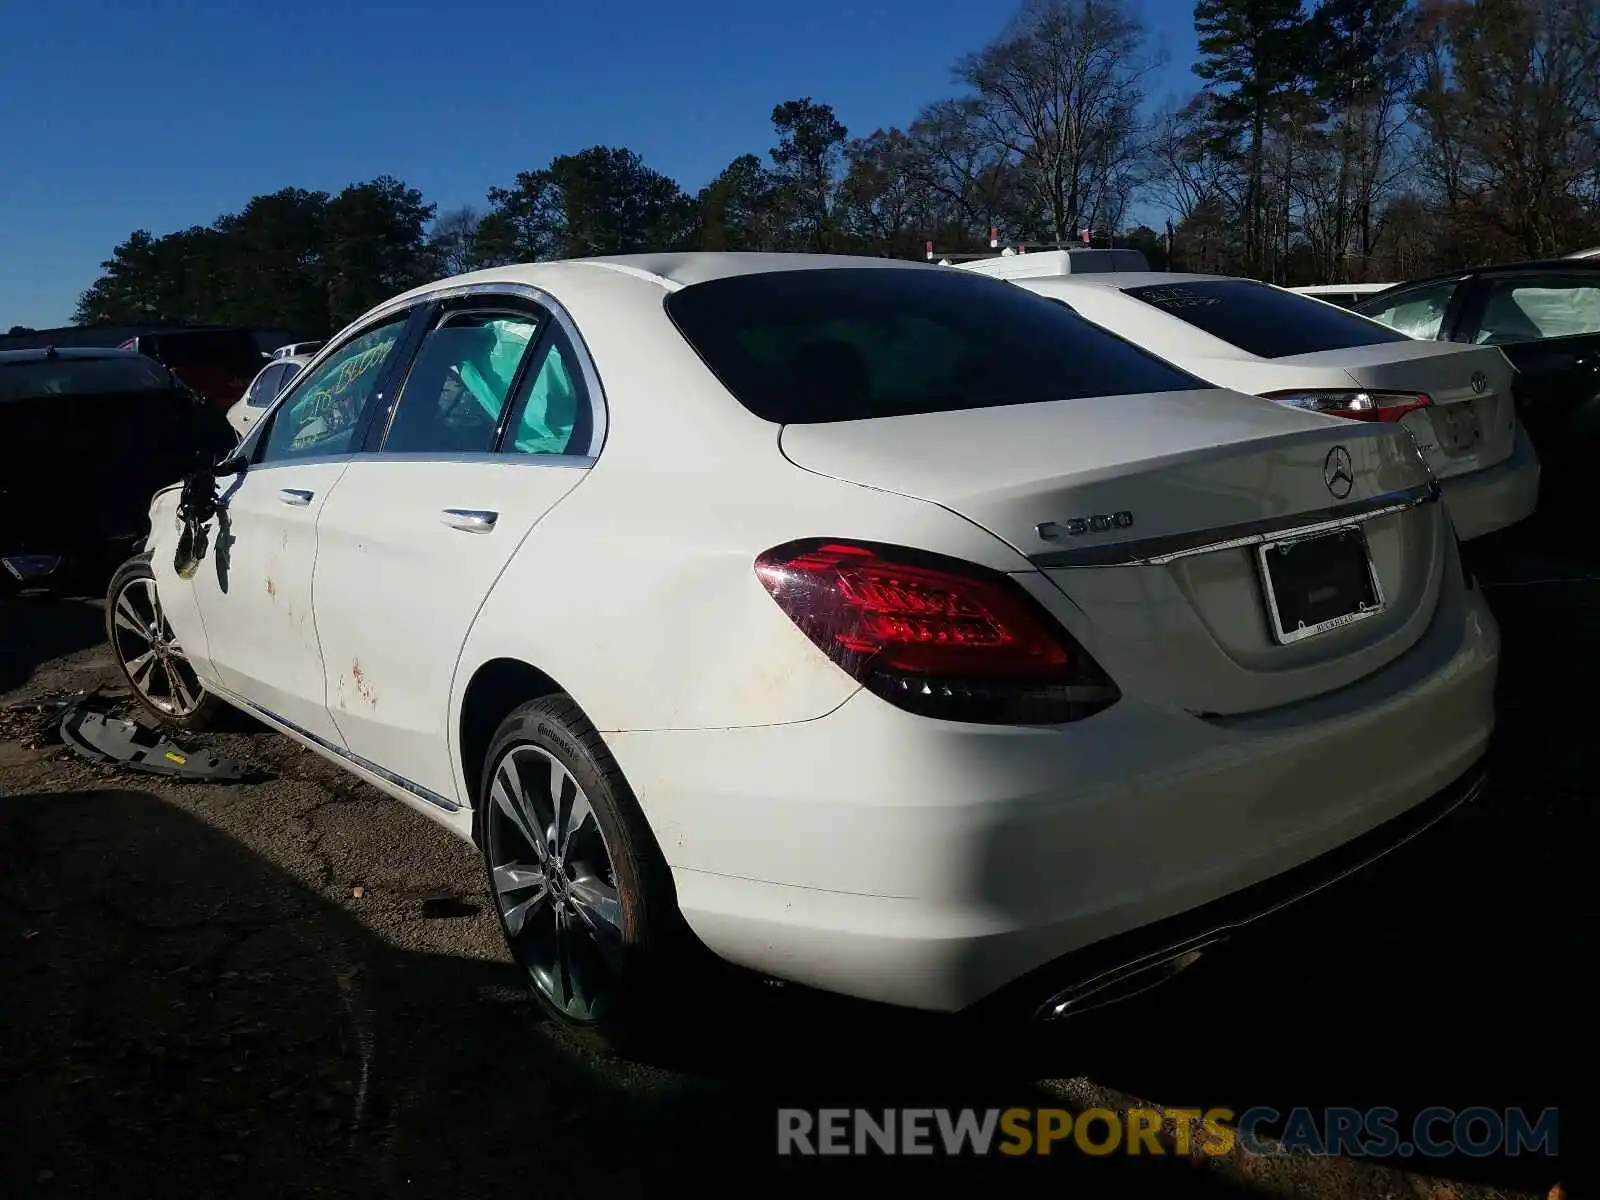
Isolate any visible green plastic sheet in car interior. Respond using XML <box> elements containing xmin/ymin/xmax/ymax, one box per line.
<box><xmin>457</xmin><ymin>318</ymin><xmax>535</xmax><ymax>421</ymax></box>
<box><xmin>449</xmin><ymin>318</ymin><xmax>576</xmax><ymax>455</ymax></box>
<box><xmin>510</xmin><ymin>342</ymin><xmax>577</xmax><ymax>454</ymax></box>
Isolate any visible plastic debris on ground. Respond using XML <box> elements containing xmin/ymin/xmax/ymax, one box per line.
<box><xmin>57</xmin><ymin>699</ymin><xmax>252</xmax><ymax>782</ymax></box>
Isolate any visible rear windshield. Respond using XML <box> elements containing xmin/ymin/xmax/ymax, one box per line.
<box><xmin>1123</xmin><ymin>280</ymin><xmax>1414</xmax><ymax>358</ymax></box>
<box><xmin>144</xmin><ymin>329</ymin><xmax>264</xmax><ymax>369</ymax></box>
<box><xmin>664</xmin><ymin>267</ymin><xmax>1205</xmax><ymax>424</ymax></box>
<box><xmin>0</xmin><ymin>355</ymin><xmax>174</xmax><ymax>403</ymax></box>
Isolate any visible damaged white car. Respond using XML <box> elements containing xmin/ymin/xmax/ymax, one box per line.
<box><xmin>108</xmin><ymin>254</ymin><xmax>1498</xmax><ymax>1050</ymax></box>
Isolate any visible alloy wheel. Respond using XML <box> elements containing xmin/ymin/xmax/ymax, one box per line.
<box><xmin>110</xmin><ymin>576</ymin><xmax>205</xmax><ymax>718</ymax></box>
<box><xmin>487</xmin><ymin>744</ymin><xmax>624</xmax><ymax>1022</ymax></box>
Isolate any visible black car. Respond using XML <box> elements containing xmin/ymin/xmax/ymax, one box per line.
<box><xmin>1</xmin><ymin>348</ymin><xmax>237</xmax><ymax>595</ymax></box>
<box><xmin>1352</xmin><ymin>260</ymin><xmax>1600</xmax><ymax>492</ymax></box>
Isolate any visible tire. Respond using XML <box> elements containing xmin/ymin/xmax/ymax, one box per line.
<box><xmin>477</xmin><ymin>695</ymin><xmax>695</xmax><ymax>1055</ymax></box>
<box><xmin>105</xmin><ymin>555</ymin><xmax>223</xmax><ymax>731</ymax></box>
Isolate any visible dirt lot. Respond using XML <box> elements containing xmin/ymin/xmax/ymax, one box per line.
<box><xmin>1</xmin><ymin>529</ymin><xmax>1593</xmax><ymax>1200</ymax></box>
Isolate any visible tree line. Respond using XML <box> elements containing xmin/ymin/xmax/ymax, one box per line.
<box><xmin>72</xmin><ymin>0</ymin><xmax>1600</xmax><ymax>335</ymax></box>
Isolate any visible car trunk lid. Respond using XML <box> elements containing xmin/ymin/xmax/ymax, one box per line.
<box><xmin>779</xmin><ymin>387</ymin><xmax>1450</xmax><ymax>716</ymax></box>
<box><xmin>1274</xmin><ymin>341</ymin><xmax>1517</xmax><ymax>481</ymax></box>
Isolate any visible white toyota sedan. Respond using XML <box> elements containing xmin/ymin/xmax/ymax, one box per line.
<box><xmin>108</xmin><ymin>253</ymin><xmax>1497</xmax><ymax>1049</ymax></box>
<box><xmin>992</xmin><ymin>269</ymin><xmax>1541</xmax><ymax>542</ymax></box>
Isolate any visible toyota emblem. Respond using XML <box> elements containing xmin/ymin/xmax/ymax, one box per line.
<box><xmin>1470</xmin><ymin>371</ymin><xmax>1489</xmax><ymax>394</ymax></box>
<box><xmin>1323</xmin><ymin>445</ymin><xmax>1354</xmax><ymax>499</ymax></box>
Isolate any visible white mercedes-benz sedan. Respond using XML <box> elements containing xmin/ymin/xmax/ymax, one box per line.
<box><xmin>987</xmin><ymin>267</ymin><xmax>1541</xmax><ymax>542</ymax></box>
<box><xmin>107</xmin><ymin>253</ymin><xmax>1498</xmax><ymax>1049</ymax></box>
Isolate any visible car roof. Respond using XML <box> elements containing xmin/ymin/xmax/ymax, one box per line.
<box><xmin>1292</xmin><ymin>283</ymin><xmax>1393</xmax><ymax>293</ymax></box>
<box><xmin>380</xmin><ymin>251</ymin><xmax>945</xmax><ymax>309</ymax></box>
<box><xmin>1017</xmin><ymin>271</ymin><xmax>1243</xmax><ymax>292</ymax></box>
<box><xmin>1368</xmin><ymin>258</ymin><xmax>1600</xmax><ymax>295</ymax></box>
<box><xmin>0</xmin><ymin>346</ymin><xmax>148</xmax><ymax>366</ymax></box>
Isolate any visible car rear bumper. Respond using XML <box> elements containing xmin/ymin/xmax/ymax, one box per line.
<box><xmin>605</xmin><ymin>575</ymin><xmax>1500</xmax><ymax>1014</ymax></box>
<box><xmin>1440</xmin><ymin>421</ymin><xmax>1541</xmax><ymax>541</ymax></box>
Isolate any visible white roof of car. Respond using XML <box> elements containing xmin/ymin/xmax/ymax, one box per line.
<box><xmin>1291</xmin><ymin>283</ymin><xmax>1395</xmax><ymax>296</ymax></box>
<box><xmin>393</xmin><ymin>252</ymin><xmax>938</xmax><ymax>304</ymax></box>
<box><xmin>954</xmin><ymin>248</ymin><xmax>1152</xmax><ymax>280</ymax></box>
<box><xmin>1015</xmin><ymin>271</ymin><xmax>1229</xmax><ymax>292</ymax></box>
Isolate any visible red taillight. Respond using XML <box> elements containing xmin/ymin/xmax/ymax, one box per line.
<box><xmin>1264</xmin><ymin>389</ymin><xmax>1433</xmax><ymax>423</ymax></box>
<box><xmin>754</xmin><ymin>539</ymin><xmax>1120</xmax><ymax>725</ymax></box>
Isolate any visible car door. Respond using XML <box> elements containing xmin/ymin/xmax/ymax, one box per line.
<box><xmin>311</xmin><ymin>293</ymin><xmax>600</xmax><ymax>804</ymax></box>
<box><xmin>188</xmin><ymin>310</ymin><xmax>418</xmax><ymax>743</ymax></box>
<box><xmin>1453</xmin><ymin>270</ymin><xmax>1600</xmax><ymax>468</ymax></box>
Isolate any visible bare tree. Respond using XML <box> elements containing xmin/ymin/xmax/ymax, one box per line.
<box><xmin>904</xmin><ymin>98</ymin><xmax>1019</xmax><ymax>242</ymax></box>
<box><xmin>1412</xmin><ymin>0</ymin><xmax>1600</xmax><ymax>259</ymax></box>
<box><xmin>1148</xmin><ymin>99</ymin><xmax>1239</xmax><ymax>224</ymax></box>
<box><xmin>957</xmin><ymin>0</ymin><xmax>1158</xmax><ymax>243</ymax></box>
<box><xmin>427</xmin><ymin>206</ymin><xmax>483</xmax><ymax>277</ymax></box>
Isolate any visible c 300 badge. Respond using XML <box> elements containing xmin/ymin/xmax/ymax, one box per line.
<box><xmin>1035</xmin><ymin>512</ymin><xmax>1134</xmax><ymax>540</ymax></box>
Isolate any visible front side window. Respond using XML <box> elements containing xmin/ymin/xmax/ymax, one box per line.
<box><xmin>1472</xmin><ymin>277</ymin><xmax>1600</xmax><ymax>344</ymax></box>
<box><xmin>1124</xmin><ymin>280</ymin><xmax>1416</xmax><ymax>359</ymax></box>
<box><xmin>381</xmin><ymin>312</ymin><xmax>543</xmax><ymax>454</ymax></box>
<box><xmin>665</xmin><ymin>267</ymin><xmax>1204</xmax><ymax>424</ymax></box>
<box><xmin>258</xmin><ymin>316</ymin><xmax>407</xmax><ymax>463</ymax></box>
<box><xmin>1353</xmin><ymin>279</ymin><xmax>1464</xmax><ymax>340</ymax></box>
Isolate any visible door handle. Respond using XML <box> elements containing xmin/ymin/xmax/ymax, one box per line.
<box><xmin>441</xmin><ymin>508</ymin><xmax>498</xmax><ymax>533</ymax></box>
<box><xmin>278</xmin><ymin>489</ymin><xmax>314</xmax><ymax>506</ymax></box>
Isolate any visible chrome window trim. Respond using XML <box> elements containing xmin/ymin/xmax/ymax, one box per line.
<box><xmin>355</xmin><ymin>451</ymin><xmax>597</xmax><ymax>469</ymax></box>
<box><xmin>1028</xmin><ymin>480</ymin><xmax>1440</xmax><ymax>570</ymax></box>
<box><xmin>375</xmin><ymin>305</ymin><xmax>547</xmax><ymax>453</ymax></box>
<box><xmin>357</xmin><ymin>281</ymin><xmax>609</xmax><ymax>458</ymax></box>
<box><xmin>223</xmin><ymin>451</ymin><xmax>597</xmax><ymax>475</ymax></box>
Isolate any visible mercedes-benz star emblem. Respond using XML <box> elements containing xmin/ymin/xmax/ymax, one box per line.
<box><xmin>1470</xmin><ymin>371</ymin><xmax>1488</xmax><ymax>394</ymax></box>
<box><xmin>1323</xmin><ymin>445</ymin><xmax>1354</xmax><ymax>499</ymax></box>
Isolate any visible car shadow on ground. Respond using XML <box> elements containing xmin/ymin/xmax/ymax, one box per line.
<box><xmin>0</xmin><ymin>595</ymin><xmax>107</xmax><ymax>696</ymax></box>
<box><xmin>2</xmin><ymin>789</ymin><xmax>1270</xmax><ymax>1199</ymax></box>
<box><xmin>1043</xmin><ymin>535</ymin><xmax>1598</xmax><ymax>1196</ymax></box>
<box><xmin>2</xmin><ymin>531</ymin><xmax>1589</xmax><ymax>1198</ymax></box>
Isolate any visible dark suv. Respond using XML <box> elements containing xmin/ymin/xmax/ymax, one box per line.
<box><xmin>1</xmin><ymin>348</ymin><xmax>236</xmax><ymax>593</ymax></box>
<box><xmin>118</xmin><ymin>327</ymin><xmax>268</xmax><ymax>409</ymax></box>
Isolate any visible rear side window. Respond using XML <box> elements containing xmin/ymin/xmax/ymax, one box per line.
<box><xmin>245</xmin><ymin>363</ymin><xmax>286</xmax><ymax>407</ymax></box>
<box><xmin>664</xmin><ymin>267</ymin><xmax>1204</xmax><ymax>424</ymax></box>
<box><xmin>382</xmin><ymin>312</ymin><xmax>542</xmax><ymax>454</ymax></box>
<box><xmin>1124</xmin><ymin>280</ymin><xmax>1415</xmax><ymax>359</ymax></box>
<box><xmin>0</xmin><ymin>355</ymin><xmax>174</xmax><ymax>402</ymax></box>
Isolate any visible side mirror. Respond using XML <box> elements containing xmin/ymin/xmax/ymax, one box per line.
<box><xmin>214</xmin><ymin>453</ymin><xmax>249</xmax><ymax>477</ymax></box>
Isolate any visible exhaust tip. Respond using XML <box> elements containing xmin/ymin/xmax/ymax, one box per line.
<box><xmin>1034</xmin><ymin>939</ymin><xmax>1221</xmax><ymax>1021</ymax></box>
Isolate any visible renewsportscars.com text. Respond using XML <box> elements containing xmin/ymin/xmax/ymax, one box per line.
<box><xmin>776</xmin><ymin>1106</ymin><xmax>1560</xmax><ymax>1158</ymax></box>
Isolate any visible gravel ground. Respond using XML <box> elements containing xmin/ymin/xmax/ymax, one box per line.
<box><xmin>1</xmin><ymin>527</ymin><xmax>1592</xmax><ymax>1200</ymax></box>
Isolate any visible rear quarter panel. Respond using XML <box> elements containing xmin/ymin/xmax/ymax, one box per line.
<box><xmin>448</xmin><ymin>267</ymin><xmax>1033</xmax><ymax>752</ymax></box>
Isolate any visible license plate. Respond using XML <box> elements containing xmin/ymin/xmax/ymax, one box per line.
<box><xmin>1257</xmin><ymin>526</ymin><xmax>1384</xmax><ymax>644</ymax></box>
<box><xmin>1438</xmin><ymin>403</ymin><xmax>1482</xmax><ymax>450</ymax></box>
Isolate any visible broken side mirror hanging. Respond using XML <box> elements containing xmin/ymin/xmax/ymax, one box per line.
<box><xmin>173</xmin><ymin>451</ymin><xmax>246</xmax><ymax>579</ymax></box>
<box><xmin>173</xmin><ymin>468</ymin><xmax>219</xmax><ymax>579</ymax></box>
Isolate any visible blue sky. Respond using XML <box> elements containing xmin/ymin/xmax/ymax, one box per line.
<box><xmin>0</xmin><ymin>0</ymin><xmax>1203</xmax><ymax>329</ymax></box>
